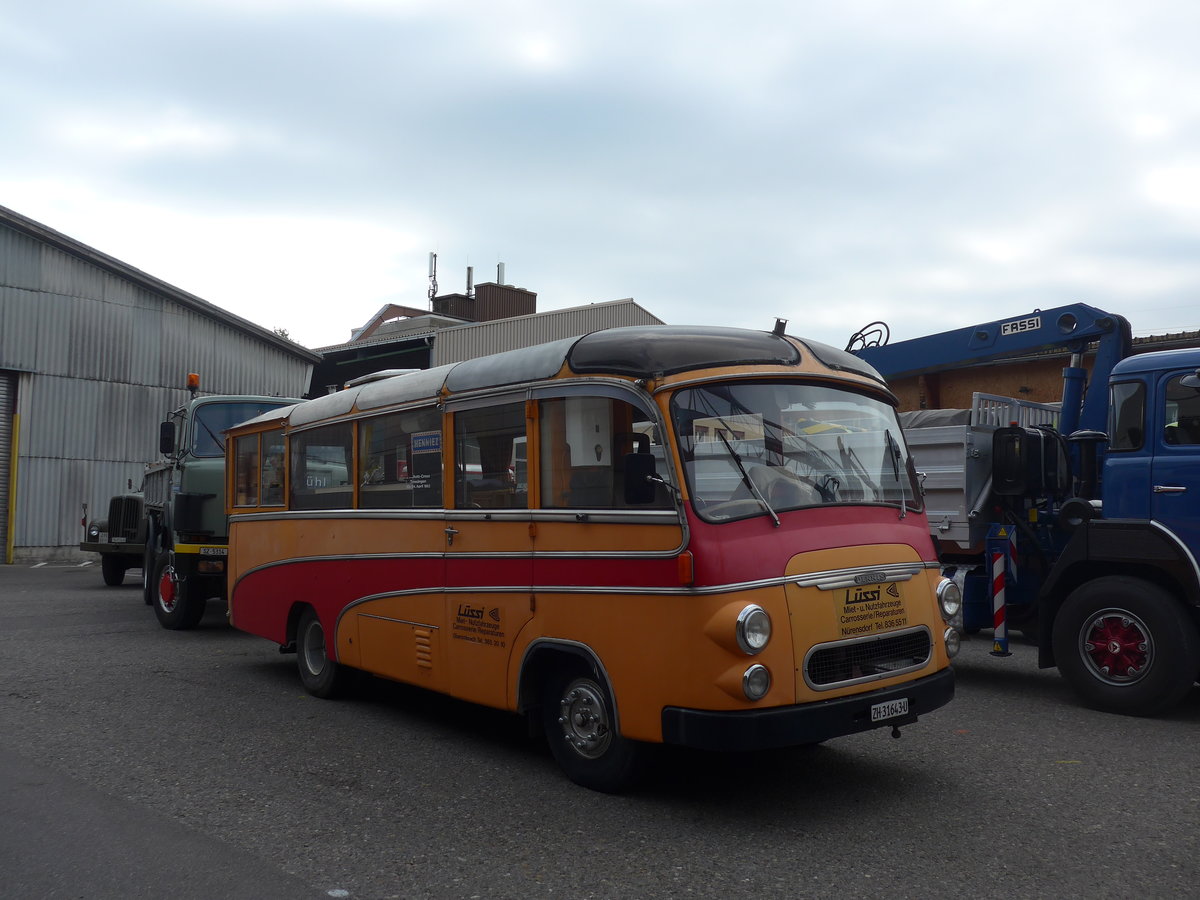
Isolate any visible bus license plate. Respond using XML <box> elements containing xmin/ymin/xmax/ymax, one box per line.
<box><xmin>870</xmin><ymin>698</ymin><xmax>909</xmax><ymax>722</ymax></box>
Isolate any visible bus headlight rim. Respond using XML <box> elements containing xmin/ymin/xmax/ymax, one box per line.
<box><xmin>735</xmin><ymin>604</ymin><xmax>771</xmax><ymax>655</ymax></box>
<box><xmin>936</xmin><ymin>578</ymin><xmax>962</xmax><ymax>621</ymax></box>
<box><xmin>743</xmin><ymin>663</ymin><xmax>772</xmax><ymax>700</ymax></box>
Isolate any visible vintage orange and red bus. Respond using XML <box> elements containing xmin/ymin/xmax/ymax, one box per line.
<box><xmin>225</xmin><ymin>325</ymin><xmax>958</xmax><ymax>791</ymax></box>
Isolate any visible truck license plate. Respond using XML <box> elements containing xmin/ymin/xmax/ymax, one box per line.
<box><xmin>870</xmin><ymin>698</ymin><xmax>909</xmax><ymax>722</ymax></box>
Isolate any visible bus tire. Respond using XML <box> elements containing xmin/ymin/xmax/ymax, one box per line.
<box><xmin>297</xmin><ymin>607</ymin><xmax>346</xmax><ymax>699</ymax></box>
<box><xmin>151</xmin><ymin>551</ymin><xmax>207</xmax><ymax>630</ymax></box>
<box><xmin>541</xmin><ymin>664</ymin><xmax>646</xmax><ymax>793</ymax></box>
<box><xmin>101</xmin><ymin>554</ymin><xmax>126</xmax><ymax>587</ymax></box>
<box><xmin>1052</xmin><ymin>576</ymin><xmax>1200</xmax><ymax>716</ymax></box>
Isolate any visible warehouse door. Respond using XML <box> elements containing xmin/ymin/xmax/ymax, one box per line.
<box><xmin>0</xmin><ymin>371</ymin><xmax>14</xmax><ymax>560</ymax></box>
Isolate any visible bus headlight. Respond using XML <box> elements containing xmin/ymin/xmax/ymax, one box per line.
<box><xmin>743</xmin><ymin>664</ymin><xmax>772</xmax><ymax>700</ymax></box>
<box><xmin>944</xmin><ymin>627</ymin><xmax>961</xmax><ymax>659</ymax></box>
<box><xmin>736</xmin><ymin>605</ymin><xmax>771</xmax><ymax>655</ymax></box>
<box><xmin>936</xmin><ymin>578</ymin><xmax>962</xmax><ymax>621</ymax></box>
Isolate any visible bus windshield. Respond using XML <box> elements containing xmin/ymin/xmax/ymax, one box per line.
<box><xmin>671</xmin><ymin>381</ymin><xmax>922</xmax><ymax>522</ymax></box>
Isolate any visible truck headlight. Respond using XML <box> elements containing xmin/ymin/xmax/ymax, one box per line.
<box><xmin>936</xmin><ymin>578</ymin><xmax>962</xmax><ymax>621</ymax></box>
<box><xmin>743</xmin><ymin>664</ymin><xmax>772</xmax><ymax>700</ymax></box>
<box><xmin>736</xmin><ymin>605</ymin><xmax>771</xmax><ymax>655</ymax></box>
<box><xmin>87</xmin><ymin>525</ymin><xmax>100</xmax><ymax>540</ymax></box>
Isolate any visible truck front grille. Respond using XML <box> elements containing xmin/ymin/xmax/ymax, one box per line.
<box><xmin>804</xmin><ymin>627</ymin><xmax>932</xmax><ymax>691</ymax></box>
<box><xmin>107</xmin><ymin>496</ymin><xmax>144</xmax><ymax>542</ymax></box>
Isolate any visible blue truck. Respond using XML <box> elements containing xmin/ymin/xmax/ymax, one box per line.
<box><xmin>850</xmin><ymin>304</ymin><xmax>1200</xmax><ymax>715</ymax></box>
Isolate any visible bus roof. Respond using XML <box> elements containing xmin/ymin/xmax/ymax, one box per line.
<box><xmin>262</xmin><ymin>325</ymin><xmax>888</xmax><ymax>430</ymax></box>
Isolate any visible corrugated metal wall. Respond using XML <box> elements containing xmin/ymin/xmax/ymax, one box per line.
<box><xmin>0</xmin><ymin>219</ymin><xmax>314</xmax><ymax>558</ymax></box>
<box><xmin>432</xmin><ymin>300</ymin><xmax>663</xmax><ymax>365</ymax></box>
<box><xmin>0</xmin><ymin>371</ymin><xmax>13</xmax><ymax>557</ymax></box>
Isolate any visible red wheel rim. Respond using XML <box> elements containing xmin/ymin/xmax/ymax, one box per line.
<box><xmin>1079</xmin><ymin>609</ymin><xmax>1152</xmax><ymax>684</ymax></box>
<box><xmin>158</xmin><ymin>568</ymin><xmax>176</xmax><ymax>612</ymax></box>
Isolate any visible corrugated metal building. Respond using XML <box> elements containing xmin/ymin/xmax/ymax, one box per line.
<box><xmin>433</xmin><ymin>298</ymin><xmax>663</xmax><ymax>364</ymax></box>
<box><xmin>313</xmin><ymin>293</ymin><xmax>663</xmax><ymax>391</ymax></box>
<box><xmin>0</xmin><ymin>204</ymin><xmax>319</xmax><ymax>562</ymax></box>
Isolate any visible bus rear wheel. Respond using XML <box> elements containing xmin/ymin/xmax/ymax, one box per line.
<box><xmin>541</xmin><ymin>664</ymin><xmax>646</xmax><ymax>793</ymax></box>
<box><xmin>297</xmin><ymin>608</ymin><xmax>346</xmax><ymax>699</ymax></box>
<box><xmin>151</xmin><ymin>551</ymin><xmax>206</xmax><ymax>630</ymax></box>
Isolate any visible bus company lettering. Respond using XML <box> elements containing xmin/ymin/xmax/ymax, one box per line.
<box><xmin>453</xmin><ymin>604</ymin><xmax>506</xmax><ymax>648</ymax></box>
<box><xmin>839</xmin><ymin>585</ymin><xmax>908</xmax><ymax>636</ymax></box>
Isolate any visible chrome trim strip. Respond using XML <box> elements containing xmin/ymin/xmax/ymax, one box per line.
<box><xmin>231</xmin><ymin>509</ymin><xmax>447</xmax><ymax>523</ymax></box>
<box><xmin>358</xmin><ymin>613</ymin><xmax>440</xmax><ymax>630</ymax></box>
<box><xmin>236</xmin><ymin>557</ymin><xmax>939</xmax><ymax>598</ymax></box>
<box><xmin>1149</xmin><ymin>519</ymin><xmax>1200</xmax><ymax>583</ymax></box>
<box><xmin>231</xmin><ymin>508</ymin><xmax>682</xmax><ymax>527</ymax></box>
<box><xmin>801</xmin><ymin>625</ymin><xmax>933</xmax><ymax>692</ymax></box>
<box><xmin>793</xmin><ymin>562</ymin><xmax>928</xmax><ymax>591</ymax></box>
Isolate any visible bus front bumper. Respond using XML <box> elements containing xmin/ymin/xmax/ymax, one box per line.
<box><xmin>660</xmin><ymin>667</ymin><xmax>954</xmax><ymax>752</ymax></box>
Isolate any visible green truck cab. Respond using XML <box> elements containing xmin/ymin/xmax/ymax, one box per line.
<box><xmin>145</xmin><ymin>391</ymin><xmax>299</xmax><ymax>629</ymax></box>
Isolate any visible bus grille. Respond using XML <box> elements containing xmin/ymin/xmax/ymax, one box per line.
<box><xmin>804</xmin><ymin>627</ymin><xmax>932</xmax><ymax>690</ymax></box>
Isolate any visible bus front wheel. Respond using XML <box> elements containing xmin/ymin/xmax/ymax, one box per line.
<box><xmin>296</xmin><ymin>608</ymin><xmax>346</xmax><ymax>699</ymax></box>
<box><xmin>151</xmin><ymin>552</ymin><xmax>206</xmax><ymax>630</ymax></box>
<box><xmin>541</xmin><ymin>665</ymin><xmax>646</xmax><ymax>793</ymax></box>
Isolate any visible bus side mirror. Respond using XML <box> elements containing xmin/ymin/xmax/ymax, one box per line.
<box><xmin>623</xmin><ymin>452</ymin><xmax>658</xmax><ymax>505</ymax></box>
<box><xmin>159</xmin><ymin>421</ymin><xmax>175</xmax><ymax>456</ymax></box>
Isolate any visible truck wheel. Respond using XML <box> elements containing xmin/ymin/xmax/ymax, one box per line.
<box><xmin>297</xmin><ymin>608</ymin><xmax>346</xmax><ymax>699</ymax></box>
<box><xmin>1052</xmin><ymin>576</ymin><xmax>1200</xmax><ymax>716</ymax></box>
<box><xmin>541</xmin><ymin>663</ymin><xmax>647</xmax><ymax>793</ymax></box>
<box><xmin>151</xmin><ymin>551</ymin><xmax>207</xmax><ymax>630</ymax></box>
<box><xmin>142</xmin><ymin>519</ymin><xmax>161</xmax><ymax>605</ymax></box>
<box><xmin>100</xmin><ymin>555</ymin><xmax>126</xmax><ymax>587</ymax></box>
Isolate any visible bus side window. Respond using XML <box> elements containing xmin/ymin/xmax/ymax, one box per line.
<box><xmin>290</xmin><ymin>423</ymin><xmax>353</xmax><ymax>510</ymax></box>
<box><xmin>359</xmin><ymin>408</ymin><xmax>443</xmax><ymax>509</ymax></box>
<box><xmin>234</xmin><ymin>434</ymin><xmax>259</xmax><ymax>507</ymax></box>
<box><xmin>261</xmin><ymin>429</ymin><xmax>285</xmax><ymax>506</ymax></box>
<box><xmin>539</xmin><ymin>397</ymin><xmax>672</xmax><ymax>509</ymax></box>
<box><xmin>454</xmin><ymin>403</ymin><xmax>527</xmax><ymax>510</ymax></box>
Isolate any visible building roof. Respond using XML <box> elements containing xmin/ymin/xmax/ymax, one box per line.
<box><xmin>315</xmin><ymin>297</ymin><xmax>664</xmax><ymax>356</ymax></box>
<box><xmin>0</xmin><ymin>203</ymin><xmax>320</xmax><ymax>363</ymax></box>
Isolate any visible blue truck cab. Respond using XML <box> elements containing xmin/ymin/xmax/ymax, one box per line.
<box><xmin>853</xmin><ymin>306</ymin><xmax>1200</xmax><ymax>715</ymax></box>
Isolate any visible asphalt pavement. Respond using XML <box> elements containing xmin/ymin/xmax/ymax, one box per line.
<box><xmin>2</xmin><ymin>561</ymin><xmax>1198</xmax><ymax>899</ymax></box>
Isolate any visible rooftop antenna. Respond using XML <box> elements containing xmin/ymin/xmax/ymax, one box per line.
<box><xmin>427</xmin><ymin>252</ymin><xmax>438</xmax><ymax>307</ymax></box>
<box><xmin>497</xmin><ymin>261</ymin><xmax>505</xmax><ymax>285</ymax></box>
<box><xmin>466</xmin><ymin>266</ymin><xmax>474</xmax><ymax>298</ymax></box>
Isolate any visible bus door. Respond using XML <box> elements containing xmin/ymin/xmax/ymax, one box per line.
<box><xmin>445</xmin><ymin>399</ymin><xmax>535</xmax><ymax>707</ymax></box>
<box><xmin>529</xmin><ymin>390</ymin><xmax>683</xmax><ymax>647</ymax></box>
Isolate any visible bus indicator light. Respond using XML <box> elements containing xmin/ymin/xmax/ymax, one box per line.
<box><xmin>677</xmin><ymin>551</ymin><xmax>694</xmax><ymax>585</ymax></box>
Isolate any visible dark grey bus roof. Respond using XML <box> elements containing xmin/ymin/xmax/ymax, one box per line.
<box><xmin>282</xmin><ymin>325</ymin><xmax>885</xmax><ymax>428</ymax></box>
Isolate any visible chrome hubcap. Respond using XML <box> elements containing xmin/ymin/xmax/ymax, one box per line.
<box><xmin>302</xmin><ymin>620</ymin><xmax>327</xmax><ymax>676</ymax></box>
<box><xmin>556</xmin><ymin>678</ymin><xmax>612</xmax><ymax>760</ymax></box>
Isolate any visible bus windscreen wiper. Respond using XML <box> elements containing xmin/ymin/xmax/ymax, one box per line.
<box><xmin>716</xmin><ymin>429</ymin><xmax>780</xmax><ymax>528</ymax></box>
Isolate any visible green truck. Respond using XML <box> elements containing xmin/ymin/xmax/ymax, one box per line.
<box><xmin>143</xmin><ymin>388</ymin><xmax>300</xmax><ymax>628</ymax></box>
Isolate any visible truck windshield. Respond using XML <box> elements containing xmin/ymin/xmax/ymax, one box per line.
<box><xmin>191</xmin><ymin>401</ymin><xmax>291</xmax><ymax>458</ymax></box>
<box><xmin>671</xmin><ymin>381</ymin><xmax>922</xmax><ymax>522</ymax></box>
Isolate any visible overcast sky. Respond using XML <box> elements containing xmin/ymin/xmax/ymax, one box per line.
<box><xmin>3</xmin><ymin>0</ymin><xmax>1200</xmax><ymax>351</ymax></box>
